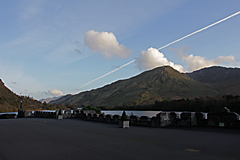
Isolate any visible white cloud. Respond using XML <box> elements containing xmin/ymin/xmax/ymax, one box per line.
<box><xmin>46</xmin><ymin>89</ymin><xmax>63</xmax><ymax>97</ymax></box>
<box><xmin>182</xmin><ymin>54</ymin><xmax>236</xmax><ymax>71</ymax></box>
<box><xmin>84</xmin><ymin>30</ymin><xmax>133</xmax><ymax>59</ymax></box>
<box><xmin>215</xmin><ymin>55</ymin><xmax>236</xmax><ymax>64</ymax></box>
<box><xmin>136</xmin><ymin>47</ymin><xmax>185</xmax><ymax>72</ymax></box>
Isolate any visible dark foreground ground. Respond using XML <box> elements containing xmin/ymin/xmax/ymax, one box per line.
<box><xmin>0</xmin><ymin>118</ymin><xmax>240</xmax><ymax>160</ymax></box>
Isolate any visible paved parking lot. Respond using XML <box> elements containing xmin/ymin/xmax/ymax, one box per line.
<box><xmin>0</xmin><ymin>118</ymin><xmax>240</xmax><ymax>160</ymax></box>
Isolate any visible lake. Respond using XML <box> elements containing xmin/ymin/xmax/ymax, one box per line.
<box><xmin>102</xmin><ymin>110</ymin><xmax>161</xmax><ymax>117</ymax></box>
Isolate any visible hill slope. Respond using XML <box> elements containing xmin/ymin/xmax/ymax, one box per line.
<box><xmin>0</xmin><ymin>79</ymin><xmax>56</xmax><ymax>112</ymax></box>
<box><xmin>186</xmin><ymin>66</ymin><xmax>240</xmax><ymax>95</ymax></box>
<box><xmin>51</xmin><ymin>66</ymin><xmax>219</xmax><ymax>106</ymax></box>
<box><xmin>40</xmin><ymin>96</ymin><xmax>63</xmax><ymax>103</ymax></box>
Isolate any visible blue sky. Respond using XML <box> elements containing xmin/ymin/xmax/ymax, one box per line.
<box><xmin>0</xmin><ymin>0</ymin><xmax>240</xmax><ymax>100</ymax></box>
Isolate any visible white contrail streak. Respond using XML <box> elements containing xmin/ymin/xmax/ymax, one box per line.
<box><xmin>79</xmin><ymin>60</ymin><xmax>136</xmax><ymax>89</ymax></box>
<box><xmin>158</xmin><ymin>11</ymin><xmax>240</xmax><ymax>50</ymax></box>
<box><xmin>80</xmin><ymin>11</ymin><xmax>240</xmax><ymax>89</ymax></box>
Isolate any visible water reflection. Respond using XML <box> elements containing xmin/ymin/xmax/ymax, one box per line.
<box><xmin>102</xmin><ymin>111</ymin><xmax>161</xmax><ymax>117</ymax></box>
<box><xmin>0</xmin><ymin>112</ymin><xmax>18</xmax><ymax>115</ymax></box>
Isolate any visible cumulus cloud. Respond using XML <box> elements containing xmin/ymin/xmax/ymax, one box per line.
<box><xmin>45</xmin><ymin>89</ymin><xmax>63</xmax><ymax>97</ymax></box>
<box><xmin>84</xmin><ymin>30</ymin><xmax>133</xmax><ymax>59</ymax></box>
<box><xmin>182</xmin><ymin>54</ymin><xmax>236</xmax><ymax>71</ymax></box>
<box><xmin>136</xmin><ymin>47</ymin><xmax>185</xmax><ymax>72</ymax></box>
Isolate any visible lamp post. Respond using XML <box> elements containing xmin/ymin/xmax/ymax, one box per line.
<box><xmin>20</xmin><ymin>98</ymin><xmax>22</xmax><ymax>109</ymax></box>
<box><xmin>18</xmin><ymin>94</ymin><xmax>24</xmax><ymax>118</ymax></box>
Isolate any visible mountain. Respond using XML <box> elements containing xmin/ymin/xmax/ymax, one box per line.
<box><xmin>50</xmin><ymin>66</ymin><xmax>219</xmax><ymax>106</ymax></box>
<box><xmin>186</xmin><ymin>66</ymin><xmax>240</xmax><ymax>95</ymax></box>
<box><xmin>0</xmin><ymin>79</ymin><xmax>66</xmax><ymax>112</ymax></box>
<box><xmin>40</xmin><ymin>96</ymin><xmax>63</xmax><ymax>103</ymax></box>
<box><xmin>0</xmin><ymin>79</ymin><xmax>20</xmax><ymax>112</ymax></box>
<box><xmin>0</xmin><ymin>79</ymin><xmax>43</xmax><ymax>112</ymax></box>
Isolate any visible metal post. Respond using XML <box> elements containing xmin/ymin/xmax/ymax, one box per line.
<box><xmin>20</xmin><ymin>98</ymin><xmax>22</xmax><ymax>109</ymax></box>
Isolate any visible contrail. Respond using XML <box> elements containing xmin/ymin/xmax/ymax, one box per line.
<box><xmin>79</xmin><ymin>60</ymin><xmax>136</xmax><ymax>89</ymax></box>
<box><xmin>80</xmin><ymin>11</ymin><xmax>240</xmax><ymax>89</ymax></box>
<box><xmin>158</xmin><ymin>11</ymin><xmax>240</xmax><ymax>50</ymax></box>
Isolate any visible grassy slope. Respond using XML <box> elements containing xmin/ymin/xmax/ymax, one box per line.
<box><xmin>186</xmin><ymin>66</ymin><xmax>240</xmax><ymax>95</ymax></box>
<box><xmin>0</xmin><ymin>79</ymin><xmax>20</xmax><ymax>112</ymax></box>
<box><xmin>52</xmin><ymin>66</ymin><xmax>219</xmax><ymax>106</ymax></box>
<box><xmin>0</xmin><ymin>79</ymin><xmax>60</xmax><ymax>112</ymax></box>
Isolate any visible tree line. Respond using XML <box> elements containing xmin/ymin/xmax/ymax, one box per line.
<box><xmin>100</xmin><ymin>95</ymin><xmax>240</xmax><ymax>114</ymax></box>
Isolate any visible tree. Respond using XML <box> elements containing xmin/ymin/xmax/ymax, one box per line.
<box><xmin>121</xmin><ymin>111</ymin><xmax>128</xmax><ymax>121</ymax></box>
<box><xmin>82</xmin><ymin>105</ymin><xmax>101</xmax><ymax>114</ymax></box>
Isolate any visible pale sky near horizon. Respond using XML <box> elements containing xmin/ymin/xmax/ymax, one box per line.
<box><xmin>0</xmin><ymin>0</ymin><xmax>240</xmax><ymax>100</ymax></box>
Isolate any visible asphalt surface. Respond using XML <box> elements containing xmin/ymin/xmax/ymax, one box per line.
<box><xmin>0</xmin><ymin>118</ymin><xmax>240</xmax><ymax>160</ymax></box>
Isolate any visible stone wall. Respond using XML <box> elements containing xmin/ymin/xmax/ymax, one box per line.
<box><xmin>77</xmin><ymin>111</ymin><xmax>239</xmax><ymax>128</ymax></box>
<box><xmin>18</xmin><ymin>109</ymin><xmax>240</xmax><ymax>128</ymax></box>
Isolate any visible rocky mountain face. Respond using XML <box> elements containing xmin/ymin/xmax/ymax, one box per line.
<box><xmin>50</xmin><ymin>66</ymin><xmax>225</xmax><ymax>106</ymax></box>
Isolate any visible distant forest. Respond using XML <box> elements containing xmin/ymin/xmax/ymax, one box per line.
<box><xmin>100</xmin><ymin>95</ymin><xmax>240</xmax><ymax>114</ymax></box>
<box><xmin>1</xmin><ymin>95</ymin><xmax>240</xmax><ymax>114</ymax></box>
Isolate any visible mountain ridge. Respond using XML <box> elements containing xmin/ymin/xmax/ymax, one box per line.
<box><xmin>50</xmin><ymin>66</ymin><xmax>224</xmax><ymax>106</ymax></box>
<box><xmin>0</xmin><ymin>79</ymin><xmax>66</xmax><ymax>112</ymax></box>
<box><xmin>186</xmin><ymin>66</ymin><xmax>240</xmax><ymax>95</ymax></box>
<box><xmin>2</xmin><ymin>65</ymin><xmax>240</xmax><ymax>111</ymax></box>
<box><xmin>0</xmin><ymin>79</ymin><xmax>42</xmax><ymax>112</ymax></box>
<box><xmin>40</xmin><ymin>96</ymin><xmax>64</xmax><ymax>104</ymax></box>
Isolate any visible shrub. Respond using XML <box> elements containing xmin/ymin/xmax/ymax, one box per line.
<box><xmin>121</xmin><ymin>111</ymin><xmax>128</xmax><ymax>121</ymax></box>
<box><xmin>82</xmin><ymin>105</ymin><xmax>101</xmax><ymax>114</ymax></box>
<box><xmin>58</xmin><ymin>109</ymin><xmax>62</xmax><ymax>115</ymax></box>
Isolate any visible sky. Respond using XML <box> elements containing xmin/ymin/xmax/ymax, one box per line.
<box><xmin>0</xmin><ymin>0</ymin><xmax>240</xmax><ymax>100</ymax></box>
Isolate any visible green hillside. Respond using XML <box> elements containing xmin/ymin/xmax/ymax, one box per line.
<box><xmin>51</xmin><ymin>66</ymin><xmax>219</xmax><ymax>106</ymax></box>
<box><xmin>0</xmin><ymin>79</ymin><xmax>64</xmax><ymax>112</ymax></box>
<box><xmin>186</xmin><ymin>66</ymin><xmax>240</xmax><ymax>95</ymax></box>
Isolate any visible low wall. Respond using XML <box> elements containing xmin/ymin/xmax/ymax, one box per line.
<box><xmin>18</xmin><ymin>109</ymin><xmax>240</xmax><ymax>128</ymax></box>
<box><xmin>78</xmin><ymin>111</ymin><xmax>239</xmax><ymax>128</ymax></box>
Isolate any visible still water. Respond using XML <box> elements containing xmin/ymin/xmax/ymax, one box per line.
<box><xmin>0</xmin><ymin>112</ymin><xmax>18</xmax><ymax>115</ymax></box>
<box><xmin>102</xmin><ymin>110</ymin><xmax>161</xmax><ymax>117</ymax></box>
